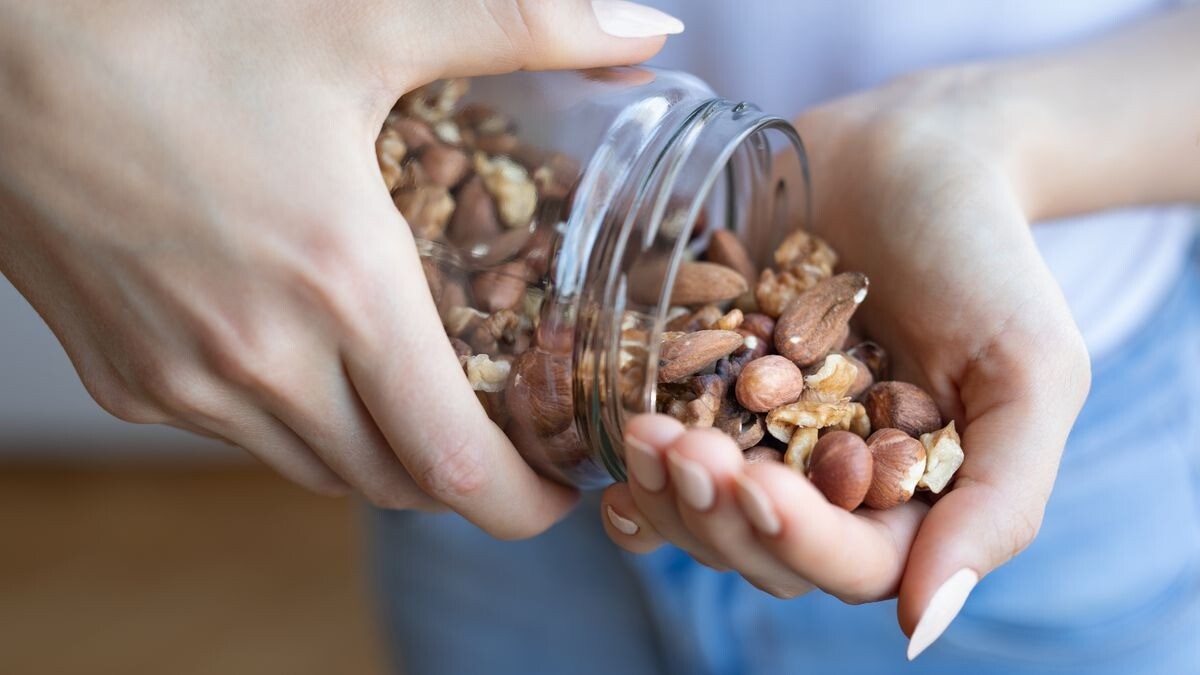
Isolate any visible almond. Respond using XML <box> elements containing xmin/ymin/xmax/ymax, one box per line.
<box><xmin>657</xmin><ymin>330</ymin><xmax>745</xmax><ymax>383</ymax></box>
<box><xmin>706</xmin><ymin>230</ymin><xmax>758</xmax><ymax>284</ymax></box>
<box><xmin>670</xmin><ymin>261</ymin><xmax>749</xmax><ymax>306</ymax></box>
<box><xmin>774</xmin><ymin>272</ymin><xmax>869</xmax><ymax>367</ymax></box>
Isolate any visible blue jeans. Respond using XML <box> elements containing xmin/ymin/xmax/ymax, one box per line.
<box><xmin>370</xmin><ymin>243</ymin><xmax>1200</xmax><ymax>674</ymax></box>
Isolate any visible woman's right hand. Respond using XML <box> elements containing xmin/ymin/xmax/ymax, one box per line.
<box><xmin>0</xmin><ymin>0</ymin><xmax>679</xmax><ymax>538</ymax></box>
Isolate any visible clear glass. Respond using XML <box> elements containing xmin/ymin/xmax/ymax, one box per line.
<box><xmin>389</xmin><ymin>67</ymin><xmax>809</xmax><ymax>488</ymax></box>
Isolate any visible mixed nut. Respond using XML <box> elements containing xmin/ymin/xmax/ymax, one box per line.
<box><xmin>377</xmin><ymin>78</ymin><xmax>965</xmax><ymax>510</ymax></box>
<box><xmin>647</xmin><ymin>229</ymin><xmax>964</xmax><ymax>511</ymax></box>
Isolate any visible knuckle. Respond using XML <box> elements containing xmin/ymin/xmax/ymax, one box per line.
<box><xmin>412</xmin><ymin>436</ymin><xmax>490</xmax><ymax>503</ymax></box>
<box><xmin>84</xmin><ymin>375</ymin><xmax>162</xmax><ymax>424</ymax></box>
<box><xmin>135</xmin><ymin>360</ymin><xmax>209</xmax><ymax>419</ymax></box>
<box><xmin>361</xmin><ymin>482</ymin><xmax>426</xmax><ymax>511</ymax></box>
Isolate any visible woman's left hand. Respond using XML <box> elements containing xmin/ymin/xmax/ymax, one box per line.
<box><xmin>600</xmin><ymin>68</ymin><xmax>1092</xmax><ymax>658</ymax></box>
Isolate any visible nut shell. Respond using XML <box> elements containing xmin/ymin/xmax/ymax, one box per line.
<box><xmin>735</xmin><ymin>355</ymin><xmax>805</xmax><ymax>413</ymax></box>
<box><xmin>863</xmin><ymin>381</ymin><xmax>942</xmax><ymax>437</ymax></box>
<box><xmin>807</xmin><ymin>431</ymin><xmax>873</xmax><ymax>511</ymax></box>
<box><xmin>864</xmin><ymin>429</ymin><xmax>927</xmax><ymax>510</ymax></box>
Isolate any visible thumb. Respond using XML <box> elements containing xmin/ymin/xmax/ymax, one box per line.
<box><xmin>896</xmin><ymin>399</ymin><xmax>1070</xmax><ymax>661</ymax></box>
<box><xmin>377</xmin><ymin>0</ymin><xmax>683</xmax><ymax>88</ymax></box>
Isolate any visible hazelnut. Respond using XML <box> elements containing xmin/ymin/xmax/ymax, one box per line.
<box><xmin>918</xmin><ymin>421</ymin><xmax>965</xmax><ymax>493</ymax></box>
<box><xmin>447</xmin><ymin>176</ymin><xmax>502</xmax><ymax>250</ymax></box>
<box><xmin>735</xmin><ymin>355</ymin><xmax>805</xmax><ymax>413</ymax></box>
<box><xmin>471</xmin><ymin>261</ymin><xmax>529</xmax><ymax>313</ymax></box>
<box><xmin>420</xmin><ymin>142</ymin><xmax>471</xmax><ymax>188</ymax></box>
<box><xmin>774</xmin><ymin>273</ymin><xmax>869</xmax><ymax>367</ymax></box>
<box><xmin>863</xmin><ymin>381</ymin><xmax>942</xmax><ymax>437</ymax></box>
<box><xmin>738</xmin><ymin>313</ymin><xmax>776</xmax><ymax>344</ymax></box>
<box><xmin>863</xmin><ymin>429</ymin><xmax>927</xmax><ymax>510</ymax></box>
<box><xmin>386</xmin><ymin>115</ymin><xmax>436</xmax><ymax>153</ymax></box>
<box><xmin>507</xmin><ymin>348</ymin><xmax>573</xmax><ymax>436</ymax></box>
<box><xmin>716</xmin><ymin>409</ymin><xmax>766</xmax><ymax>450</ymax></box>
<box><xmin>807</xmin><ymin>431</ymin><xmax>873</xmax><ymax>511</ymax></box>
<box><xmin>846</xmin><ymin>341</ymin><xmax>890</xmax><ymax>381</ymax></box>
<box><xmin>743</xmin><ymin>445</ymin><xmax>784</xmax><ymax>465</ymax></box>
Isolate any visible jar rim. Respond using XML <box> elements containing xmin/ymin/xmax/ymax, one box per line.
<box><xmin>570</xmin><ymin>97</ymin><xmax>809</xmax><ymax>484</ymax></box>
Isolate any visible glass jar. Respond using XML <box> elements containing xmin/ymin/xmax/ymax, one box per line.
<box><xmin>382</xmin><ymin>67</ymin><xmax>809</xmax><ymax>488</ymax></box>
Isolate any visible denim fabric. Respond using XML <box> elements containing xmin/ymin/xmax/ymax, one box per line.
<box><xmin>370</xmin><ymin>238</ymin><xmax>1200</xmax><ymax>674</ymax></box>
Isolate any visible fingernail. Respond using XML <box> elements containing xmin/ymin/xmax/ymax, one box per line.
<box><xmin>606</xmin><ymin>505</ymin><xmax>639</xmax><ymax>535</ymax></box>
<box><xmin>734</xmin><ymin>474</ymin><xmax>780</xmax><ymax>536</ymax></box>
<box><xmin>592</xmin><ymin>0</ymin><xmax>685</xmax><ymax>38</ymax></box>
<box><xmin>625</xmin><ymin>435</ymin><xmax>666</xmax><ymax>492</ymax></box>
<box><xmin>667</xmin><ymin>452</ymin><xmax>714</xmax><ymax>511</ymax></box>
<box><xmin>907</xmin><ymin>568</ymin><xmax>979</xmax><ymax>661</ymax></box>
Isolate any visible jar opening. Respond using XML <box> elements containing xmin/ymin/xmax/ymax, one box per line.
<box><xmin>572</xmin><ymin>99</ymin><xmax>809</xmax><ymax>484</ymax></box>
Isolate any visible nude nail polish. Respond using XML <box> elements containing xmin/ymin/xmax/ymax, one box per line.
<box><xmin>735</xmin><ymin>474</ymin><xmax>780</xmax><ymax>536</ymax></box>
<box><xmin>606</xmin><ymin>505</ymin><xmax>639</xmax><ymax>535</ymax></box>
<box><xmin>625</xmin><ymin>435</ymin><xmax>666</xmax><ymax>492</ymax></box>
<box><xmin>907</xmin><ymin>568</ymin><xmax>979</xmax><ymax>660</ymax></box>
<box><xmin>591</xmin><ymin>0</ymin><xmax>685</xmax><ymax>38</ymax></box>
<box><xmin>667</xmin><ymin>453</ymin><xmax>715</xmax><ymax>511</ymax></box>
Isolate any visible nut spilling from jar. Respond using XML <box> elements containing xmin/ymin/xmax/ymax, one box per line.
<box><xmin>377</xmin><ymin>78</ymin><xmax>965</xmax><ymax>505</ymax></box>
<box><xmin>651</xmin><ymin>229</ymin><xmax>965</xmax><ymax>511</ymax></box>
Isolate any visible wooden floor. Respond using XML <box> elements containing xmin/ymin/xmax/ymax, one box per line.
<box><xmin>0</xmin><ymin>463</ymin><xmax>388</xmax><ymax>675</ymax></box>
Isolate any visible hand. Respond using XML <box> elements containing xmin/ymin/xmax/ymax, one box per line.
<box><xmin>600</xmin><ymin>69</ymin><xmax>1092</xmax><ymax>654</ymax></box>
<box><xmin>0</xmin><ymin>0</ymin><xmax>676</xmax><ymax>538</ymax></box>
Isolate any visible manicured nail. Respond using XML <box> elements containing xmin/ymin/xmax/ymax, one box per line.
<box><xmin>606</xmin><ymin>505</ymin><xmax>639</xmax><ymax>535</ymax></box>
<box><xmin>907</xmin><ymin>568</ymin><xmax>979</xmax><ymax>660</ymax></box>
<box><xmin>667</xmin><ymin>452</ymin><xmax>714</xmax><ymax>511</ymax></box>
<box><xmin>625</xmin><ymin>435</ymin><xmax>666</xmax><ymax>491</ymax></box>
<box><xmin>592</xmin><ymin>0</ymin><xmax>685</xmax><ymax>38</ymax></box>
<box><xmin>734</xmin><ymin>474</ymin><xmax>780</xmax><ymax>536</ymax></box>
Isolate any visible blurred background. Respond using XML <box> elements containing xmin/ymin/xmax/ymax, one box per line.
<box><xmin>0</xmin><ymin>280</ymin><xmax>386</xmax><ymax>674</ymax></box>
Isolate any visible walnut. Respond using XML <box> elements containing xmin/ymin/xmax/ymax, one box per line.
<box><xmin>474</xmin><ymin>154</ymin><xmax>537</xmax><ymax>229</ymax></box>
<box><xmin>463</xmin><ymin>354</ymin><xmax>510</xmax><ymax>393</ymax></box>
<box><xmin>801</xmin><ymin>353</ymin><xmax>860</xmax><ymax>403</ymax></box>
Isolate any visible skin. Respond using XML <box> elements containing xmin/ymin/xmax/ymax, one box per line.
<box><xmin>0</xmin><ymin>0</ymin><xmax>666</xmax><ymax>539</ymax></box>
<box><xmin>602</xmin><ymin>6</ymin><xmax>1199</xmax><ymax>640</ymax></box>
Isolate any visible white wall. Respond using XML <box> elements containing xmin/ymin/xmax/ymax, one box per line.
<box><xmin>0</xmin><ymin>277</ymin><xmax>235</xmax><ymax>460</ymax></box>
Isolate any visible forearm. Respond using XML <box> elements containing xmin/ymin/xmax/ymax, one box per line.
<box><xmin>985</xmin><ymin>6</ymin><xmax>1200</xmax><ymax>221</ymax></box>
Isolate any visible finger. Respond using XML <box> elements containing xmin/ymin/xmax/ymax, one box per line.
<box><xmin>600</xmin><ymin>482</ymin><xmax>665</xmax><ymax>554</ymax></box>
<box><xmin>199</xmin><ymin>405</ymin><xmax>350</xmax><ymax>496</ymax></box>
<box><xmin>252</xmin><ymin>358</ymin><xmax>445</xmax><ymax>512</ymax></box>
<box><xmin>899</xmin><ymin>320</ymin><xmax>1089</xmax><ymax>660</ymax></box>
<box><xmin>624</xmin><ymin>416</ymin><xmax>725</xmax><ymax>566</ymax></box>
<box><xmin>898</xmin><ymin>405</ymin><xmax>1072</xmax><ymax>659</ymax></box>
<box><xmin>667</xmin><ymin>428</ymin><xmax>816</xmax><ymax>599</ymax></box>
<box><xmin>377</xmin><ymin>0</ymin><xmax>682</xmax><ymax>87</ymax></box>
<box><xmin>343</xmin><ymin>205</ymin><xmax>577</xmax><ymax>540</ymax></box>
<box><xmin>741</xmin><ymin>461</ymin><xmax>926</xmax><ymax>603</ymax></box>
